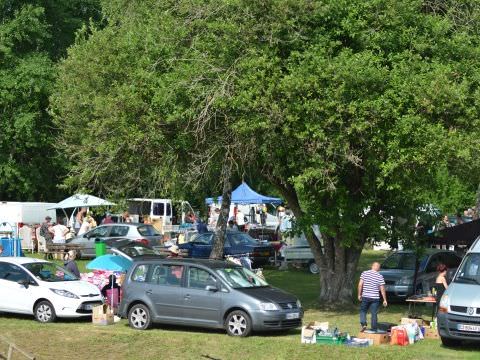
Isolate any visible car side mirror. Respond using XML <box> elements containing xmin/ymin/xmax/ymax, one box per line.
<box><xmin>205</xmin><ymin>285</ymin><xmax>219</xmax><ymax>292</ymax></box>
<box><xmin>18</xmin><ymin>279</ymin><xmax>29</xmax><ymax>288</ymax></box>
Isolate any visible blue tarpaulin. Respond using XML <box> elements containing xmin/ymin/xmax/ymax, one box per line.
<box><xmin>205</xmin><ymin>182</ymin><xmax>282</xmax><ymax>205</ymax></box>
<box><xmin>86</xmin><ymin>254</ymin><xmax>132</xmax><ymax>272</ymax></box>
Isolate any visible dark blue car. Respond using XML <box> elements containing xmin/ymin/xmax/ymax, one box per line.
<box><xmin>178</xmin><ymin>231</ymin><xmax>274</xmax><ymax>266</ymax></box>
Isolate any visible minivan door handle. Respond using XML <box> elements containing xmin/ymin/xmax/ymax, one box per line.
<box><xmin>184</xmin><ymin>294</ymin><xmax>191</xmax><ymax>300</ymax></box>
<box><xmin>146</xmin><ymin>289</ymin><xmax>153</xmax><ymax>295</ymax></box>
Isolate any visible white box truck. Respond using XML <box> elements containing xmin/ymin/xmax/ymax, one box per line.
<box><xmin>0</xmin><ymin>202</ymin><xmax>57</xmax><ymax>252</ymax></box>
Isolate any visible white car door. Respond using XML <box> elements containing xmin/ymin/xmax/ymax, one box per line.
<box><xmin>0</xmin><ymin>262</ymin><xmax>36</xmax><ymax>314</ymax></box>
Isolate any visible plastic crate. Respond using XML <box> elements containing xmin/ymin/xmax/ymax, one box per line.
<box><xmin>316</xmin><ymin>335</ymin><xmax>346</xmax><ymax>345</ymax></box>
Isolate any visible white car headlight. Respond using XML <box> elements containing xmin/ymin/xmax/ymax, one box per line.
<box><xmin>259</xmin><ymin>302</ymin><xmax>279</xmax><ymax>311</ymax></box>
<box><xmin>50</xmin><ymin>288</ymin><xmax>79</xmax><ymax>299</ymax></box>
<box><xmin>296</xmin><ymin>299</ymin><xmax>302</xmax><ymax>309</ymax></box>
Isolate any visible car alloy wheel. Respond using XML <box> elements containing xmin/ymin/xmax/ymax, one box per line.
<box><xmin>229</xmin><ymin>315</ymin><xmax>247</xmax><ymax>335</ymax></box>
<box><xmin>226</xmin><ymin>310</ymin><xmax>251</xmax><ymax>337</ymax></box>
<box><xmin>309</xmin><ymin>261</ymin><xmax>319</xmax><ymax>274</ymax></box>
<box><xmin>34</xmin><ymin>301</ymin><xmax>56</xmax><ymax>323</ymax></box>
<box><xmin>128</xmin><ymin>304</ymin><xmax>151</xmax><ymax>330</ymax></box>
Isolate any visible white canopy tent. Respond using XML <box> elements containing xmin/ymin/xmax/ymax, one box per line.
<box><xmin>48</xmin><ymin>194</ymin><xmax>115</xmax><ymax>227</ymax></box>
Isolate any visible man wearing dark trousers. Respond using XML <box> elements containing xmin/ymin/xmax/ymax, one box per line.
<box><xmin>358</xmin><ymin>262</ymin><xmax>388</xmax><ymax>332</ymax></box>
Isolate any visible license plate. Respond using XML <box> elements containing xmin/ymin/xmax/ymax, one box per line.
<box><xmin>458</xmin><ymin>324</ymin><xmax>480</xmax><ymax>332</ymax></box>
<box><xmin>286</xmin><ymin>312</ymin><xmax>299</xmax><ymax>320</ymax></box>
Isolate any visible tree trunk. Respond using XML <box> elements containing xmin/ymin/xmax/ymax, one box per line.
<box><xmin>268</xmin><ymin>176</ymin><xmax>365</xmax><ymax>305</ymax></box>
<box><xmin>210</xmin><ymin>164</ymin><xmax>232</xmax><ymax>259</ymax></box>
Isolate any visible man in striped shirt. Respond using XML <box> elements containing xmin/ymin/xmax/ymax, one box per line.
<box><xmin>358</xmin><ymin>262</ymin><xmax>388</xmax><ymax>332</ymax></box>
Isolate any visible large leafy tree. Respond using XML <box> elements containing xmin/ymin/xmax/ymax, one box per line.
<box><xmin>53</xmin><ymin>0</ymin><xmax>480</xmax><ymax>303</ymax></box>
<box><xmin>0</xmin><ymin>0</ymin><xmax>100</xmax><ymax>201</ymax></box>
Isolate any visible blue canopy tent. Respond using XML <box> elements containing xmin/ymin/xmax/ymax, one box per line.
<box><xmin>205</xmin><ymin>182</ymin><xmax>282</xmax><ymax>205</ymax></box>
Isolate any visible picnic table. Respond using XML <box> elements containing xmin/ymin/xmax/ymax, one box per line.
<box><xmin>406</xmin><ymin>296</ymin><xmax>437</xmax><ymax>322</ymax></box>
<box><xmin>45</xmin><ymin>243</ymin><xmax>84</xmax><ymax>259</ymax></box>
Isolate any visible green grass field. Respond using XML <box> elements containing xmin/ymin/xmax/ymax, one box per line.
<box><xmin>1</xmin><ymin>251</ymin><xmax>479</xmax><ymax>359</ymax></box>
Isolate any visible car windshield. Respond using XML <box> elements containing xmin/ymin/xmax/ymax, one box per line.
<box><xmin>216</xmin><ymin>267</ymin><xmax>268</xmax><ymax>288</ymax></box>
<box><xmin>119</xmin><ymin>244</ymin><xmax>159</xmax><ymax>257</ymax></box>
<box><xmin>381</xmin><ymin>253</ymin><xmax>427</xmax><ymax>271</ymax></box>
<box><xmin>454</xmin><ymin>253</ymin><xmax>480</xmax><ymax>285</ymax></box>
<box><xmin>24</xmin><ymin>262</ymin><xmax>78</xmax><ymax>282</ymax></box>
<box><xmin>137</xmin><ymin>225</ymin><xmax>162</xmax><ymax>236</ymax></box>
<box><xmin>228</xmin><ymin>232</ymin><xmax>258</xmax><ymax>246</ymax></box>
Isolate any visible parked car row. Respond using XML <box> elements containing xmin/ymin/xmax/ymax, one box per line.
<box><xmin>0</xmin><ymin>255</ymin><xmax>303</xmax><ymax>337</ymax></box>
<box><xmin>67</xmin><ymin>223</ymin><xmax>163</xmax><ymax>258</ymax></box>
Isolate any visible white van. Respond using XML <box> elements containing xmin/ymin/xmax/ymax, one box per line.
<box><xmin>437</xmin><ymin>237</ymin><xmax>480</xmax><ymax>346</ymax></box>
<box><xmin>127</xmin><ymin>199</ymin><xmax>194</xmax><ymax>226</ymax></box>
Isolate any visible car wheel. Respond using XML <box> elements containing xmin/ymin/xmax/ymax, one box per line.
<box><xmin>225</xmin><ymin>310</ymin><xmax>252</xmax><ymax>337</ymax></box>
<box><xmin>441</xmin><ymin>336</ymin><xmax>461</xmax><ymax>347</ymax></box>
<box><xmin>128</xmin><ymin>304</ymin><xmax>152</xmax><ymax>330</ymax></box>
<box><xmin>308</xmin><ymin>261</ymin><xmax>319</xmax><ymax>274</ymax></box>
<box><xmin>34</xmin><ymin>300</ymin><xmax>57</xmax><ymax>323</ymax></box>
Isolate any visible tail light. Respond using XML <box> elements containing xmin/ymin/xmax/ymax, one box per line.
<box><xmin>135</xmin><ymin>239</ymin><xmax>149</xmax><ymax>246</ymax></box>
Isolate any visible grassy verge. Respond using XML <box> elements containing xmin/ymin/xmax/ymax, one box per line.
<box><xmin>0</xmin><ymin>251</ymin><xmax>479</xmax><ymax>359</ymax></box>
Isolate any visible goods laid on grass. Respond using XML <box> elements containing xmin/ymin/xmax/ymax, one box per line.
<box><xmin>301</xmin><ymin>318</ymin><xmax>439</xmax><ymax>347</ymax></box>
<box><xmin>92</xmin><ymin>304</ymin><xmax>114</xmax><ymax>326</ymax></box>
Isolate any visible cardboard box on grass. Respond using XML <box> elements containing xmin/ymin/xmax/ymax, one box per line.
<box><xmin>401</xmin><ymin>317</ymin><xmax>424</xmax><ymax>326</ymax></box>
<box><xmin>301</xmin><ymin>322</ymin><xmax>329</xmax><ymax>344</ymax></box>
<box><xmin>424</xmin><ymin>326</ymin><xmax>440</xmax><ymax>340</ymax></box>
<box><xmin>92</xmin><ymin>304</ymin><xmax>114</xmax><ymax>326</ymax></box>
<box><xmin>357</xmin><ymin>332</ymin><xmax>390</xmax><ymax>345</ymax></box>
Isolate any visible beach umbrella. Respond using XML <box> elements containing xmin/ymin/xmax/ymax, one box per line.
<box><xmin>86</xmin><ymin>254</ymin><xmax>132</xmax><ymax>272</ymax></box>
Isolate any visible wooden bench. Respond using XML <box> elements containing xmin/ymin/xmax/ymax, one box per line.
<box><xmin>44</xmin><ymin>244</ymin><xmax>84</xmax><ymax>260</ymax></box>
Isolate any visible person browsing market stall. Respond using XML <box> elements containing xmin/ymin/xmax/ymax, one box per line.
<box><xmin>358</xmin><ymin>262</ymin><xmax>388</xmax><ymax>332</ymax></box>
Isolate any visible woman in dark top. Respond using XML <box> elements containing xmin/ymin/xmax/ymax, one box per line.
<box><xmin>433</xmin><ymin>263</ymin><xmax>449</xmax><ymax>305</ymax></box>
<box><xmin>101</xmin><ymin>274</ymin><xmax>122</xmax><ymax>310</ymax></box>
<box><xmin>64</xmin><ymin>250</ymin><xmax>80</xmax><ymax>278</ymax></box>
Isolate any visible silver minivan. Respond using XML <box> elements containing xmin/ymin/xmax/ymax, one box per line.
<box><xmin>438</xmin><ymin>237</ymin><xmax>480</xmax><ymax>346</ymax></box>
<box><xmin>118</xmin><ymin>257</ymin><xmax>303</xmax><ymax>337</ymax></box>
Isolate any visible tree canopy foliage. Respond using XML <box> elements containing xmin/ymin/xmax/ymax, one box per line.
<box><xmin>0</xmin><ymin>0</ymin><xmax>99</xmax><ymax>201</ymax></box>
<box><xmin>52</xmin><ymin>0</ymin><xmax>480</xmax><ymax>302</ymax></box>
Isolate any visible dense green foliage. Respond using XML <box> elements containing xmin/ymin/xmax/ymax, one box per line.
<box><xmin>52</xmin><ymin>0</ymin><xmax>480</xmax><ymax>301</ymax></box>
<box><xmin>0</xmin><ymin>0</ymin><xmax>99</xmax><ymax>201</ymax></box>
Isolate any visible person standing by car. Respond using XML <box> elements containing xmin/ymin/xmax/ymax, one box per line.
<box><xmin>358</xmin><ymin>262</ymin><xmax>388</xmax><ymax>332</ymax></box>
<box><xmin>49</xmin><ymin>219</ymin><xmax>69</xmax><ymax>244</ymax></box>
<box><xmin>64</xmin><ymin>250</ymin><xmax>80</xmax><ymax>278</ymax></box>
<box><xmin>433</xmin><ymin>263</ymin><xmax>449</xmax><ymax>307</ymax></box>
<box><xmin>75</xmin><ymin>208</ymin><xmax>87</xmax><ymax>234</ymax></box>
<box><xmin>40</xmin><ymin>216</ymin><xmax>54</xmax><ymax>259</ymax></box>
<box><xmin>196</xmin><ymin>218</ymin><xmax>208</xmax><ymax>234</ymax></box>
<box><xmin>102</xmin><ymin>213</ymin><xmax>114</xmax><ymax>224</ymax></box>
<box><xmin>122</xmin><ymin>211</ymin><xmax>133</xmax><ymax>223</ymax></box>
<box><xmin>236</xmin><ymin>209</ymin><xmax>246</xmax><ymax>232</ymax></box>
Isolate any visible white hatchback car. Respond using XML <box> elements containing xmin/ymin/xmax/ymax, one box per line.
<box><xmin>0</xmin><ymin>257</ymin><xmax>103</xmax><ymax>322</ymax></box>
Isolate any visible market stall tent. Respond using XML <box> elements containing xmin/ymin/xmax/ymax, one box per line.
<box><xmin>48</xmin><ymin>194</ymin><xmax>115</xmax><ymax>209</ymax></box>
<box><xmin>205</xmin><ymin>182</ymin><xmax>282</xmax><ymax>205</ymax></box>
